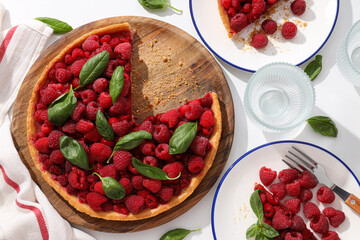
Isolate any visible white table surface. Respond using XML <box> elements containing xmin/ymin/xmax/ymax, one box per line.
<box><xmin>2</xmin><ymin>0</ymin><xmax>360</xmax><ymax>239</ymax></box>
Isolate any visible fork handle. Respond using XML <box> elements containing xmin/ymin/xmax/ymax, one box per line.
<box><xmin>345</xmin><ymin>194</ymin><xmax>360</xmax><ymax>214</ymax></box>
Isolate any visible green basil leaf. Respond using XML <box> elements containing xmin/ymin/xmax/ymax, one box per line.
<box><xmin>304</xmin><ymin>55</ymin><xmax>322</xmax><ymax>81</ymax></box>
<box><xmin>48</xmin><ymin>86</ymin><xmax>77</xmax><ymax>126</ymax></box>
<box><xmin>262</xmin><ymin>223</ymin><xmax>279</xmax><ymax>238</ymax></box>
<box><xmin>93</xmin><ymin>172</ymin><xmax>125</xmax><ymax>200</ymax></box>
<box><xmin>109</xmin><ymin>66</ymin><xmax>124</xmax><ymax>103</ymax></box>
<box><xmin>307</xmin><ymin>116</ymin><xmax>338</xmax><ymax>137</ymax></box>
<box><xmin>169</xmin><ymin>122</ymin><xmax>197</xmax><ymax>155</ymax></box>
<box><xmin>59</xmin><ymin>136</ymin><xmax>89</xmax><ymax>170</ymax></box>
<box><xmin>132</xmin><ymin>157</ymin><xmax>180</xmax><ymax>180</ymax></box>
<box><xmin>138</xmin><ymin>0</ymin><xmax>182</xmax><ymax>12</ymax></box>
<box><xmin>79</xmin><ymin>51</ymin><xmax>110</xmax><ymax>88</ymax></box>
<box><xmin>160</xmin><ymin>228</ymin><xmax>200</xmax><ymax>240</ymax></box>
<box><xmin>34</xmin><ymin>17</ymin><xmax>73</xmax><ymax>34</ymax></box>
<box><xmin>95</xmin><ymin>110</ymin><xmax>114</xmax><ymax>141</ymax></box>
<box><xmin>246</xmin><ymin>223</ymin><xmax>261</xmax><ymax>239</ymax></box>
<box><xmin>250</xmin><ymin>189</ymin><xmax>264</xmax><ymax>222</ymax></box>
<box><xmin>255</xmin><ymin>234</ymin><xmax>271</xmax><ymax>240</ymax></box>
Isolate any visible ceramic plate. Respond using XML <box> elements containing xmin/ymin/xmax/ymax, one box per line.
<box><xmin>190</xmin><ymin>0</ymin><xmax>339</xmax><ymax>72</ymax></box>
<box><xmin>211</xmin><ymin>140</ymin><xmax>360</xmax><ymax>239</ymax></box>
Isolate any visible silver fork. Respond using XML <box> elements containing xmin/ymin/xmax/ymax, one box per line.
<box><xmin>282</xmin><ymin>146</ymin><xmax>360</xmax><ymax>215</ymax></box>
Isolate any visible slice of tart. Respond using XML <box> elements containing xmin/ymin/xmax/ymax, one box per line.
<box><xmin>218</xmin><ymin>0</ymin><xmax>281</xmax><ymax>38</ymax></box>
<box><xmin>27</xmin><ymin>23</ymin><xmax>222</xmax><ymax>221</ymax></box>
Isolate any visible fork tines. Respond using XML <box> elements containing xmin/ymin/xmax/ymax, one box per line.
<box><xmin>282</xmin><ymin>146</ymin><xmax>318</xmax><ymax>173</ymax></box>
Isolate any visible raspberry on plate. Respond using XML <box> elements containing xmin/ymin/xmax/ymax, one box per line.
<box><xmin>321</xmin><ymin>231</ymin><xmax>340</xmax><ymax>240</ymax></box>
<box><xmin>281</xmin><ymin>22</ymin><xmax>298</xmax><ymax>40</ymax></box>
<box><xmin>303</xmin><ymin>202</ymin><xmax>320</xmax><ymax>219</ymax></box>
<box><xmin>251</xmin><ymin>33</ymin><xmax>269</xmax><ymax>49</ymax></box>
<box><xmin>323</xmin><ymin>207</ymin><xmax>345</xmax><ymax>228</ymax></box>
<box><xmin>310</xmin><ymin>214</ymin><xmax>329</xmax><ymax>234</ymax></box>
<box><xmin>259</xmin><ymin>166</ymin><xmax>277</xmax><ymax>186</ymax></box>
<box><xmin>317</xmin><ymin>186</ymin><xmax>335</xmax><ymax>204</ymax></box>
<box><xmin>261</xmin><ymin>19</ymin><xmax>277</xmax><ymax>34</ymax></box>
<box><xmin>291</xmin><ymin>0</ymin><xmax>306</xmax><ymax>16</ymax></box>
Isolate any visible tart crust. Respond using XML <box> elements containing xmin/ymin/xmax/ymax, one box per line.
<box><xmin>217</xmin><ymin>0</ymin><xmax>236</xmax><ymax>38</ymax></box>
<box><xmin>27</xmin><ymin>23</ymin><xmax>222</xmax><ymax>221</ymax></box>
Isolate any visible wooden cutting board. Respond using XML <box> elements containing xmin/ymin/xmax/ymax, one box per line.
<box><xmin>11</xmin><ymin>16</ymin><xmax>234</xmax><ymax>233</ymax></box>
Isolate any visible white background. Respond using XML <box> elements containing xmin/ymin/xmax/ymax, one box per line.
<box><xmin>1</xmin><ymin>0</ymin><xmax>360</xmax><ymax>239</ymax></box>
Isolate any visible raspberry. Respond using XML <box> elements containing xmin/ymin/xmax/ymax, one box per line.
<box><xmin>282</xmin><ymin>22</ymin><xmax>297</xmax><ymax>40</ymax></box>
<box><xmin>93</xmin><ymin>78</ymin><xmax>108</xmax><ymax>93</ymax></box>
<box><xmin>49</xmin><ymin>165</ymin><xmax>62</xmax><ymax>175</ymax></box>
<box><xmin>84</xmin><ymin>127</ymin><xmax>102</xmax><ymax>142</ymax></box>
<box><xmin>284</xmin><ymin>232</ymin><xmax>303</xmax><ymax>240</ymax></box>
<box><xmin>113</xmin><ymin>151</ymin><xmax>132</xmax><ymax>171</ymax></box>
<box><xmin>114</xmin><ymin>42</ymin><xmax>132</xmax><ymax>59</ymax></box>
<box><xmin>128</xmin><ymin>162</ymin><xmax>140</xmax><ymax>175</ymax></box>
<box><xmin>112</xmin><ymin>120</ymin><xmax>130</xmax><ymax>137</ymax></box>
<box><xmin>70</xmin><ymin>59</ymin><xmax>87</xmax><ymax>77</ymax></box>
<box><xmin>101</xmin><ymin>200</ymin><xmax>114</xmax><ymax>211</ymax></box>
<box><xmin>190</xmin><ymin>136</ymin><xmax>210</xmax><ymax>157</ymax></box>
<box><xmin>158</xmin><ymin>186</ymin><xmax>174</xmax><ymax>202</ymax></box>
<box><xmin>199</xmin><ymin>94</ymin><xmax>213</xmax><ymax>107</ymax></box>
<box><xmin>68</xmin><ymin>169</ymin><xmax>88</xmax><ymax>190</ymax></box>
<box><xmin>160</xmin><ymin>109</ymin><xmax>180</xmax><ymax>128</ymax></box>
<box><xmin>82</xmin><ymin>38</ymin><xmax>100</xmax><ymax>52</ymax></box>
<box><xmin>265</xmin><ymin>191</ymin><xmax>279</xmax><ymax>205</ymax></box>
<box><xmin>103</xmin><ymin>60</ymin><xmax>119</xmax><ymax>78</ymax></box>
<box><xmin>100</xmin><ymin>35</ymin><xmax>111</xmax><ymax>44</ymax></box>
<box><xmin>291</xmin><ymin>215</ymin><xmax>306</xmax><ymax>232</ymax></box>
<box><xmin>71</xmin><ymin>102</ymin><xmax>86</xmax><ymax>122</ymax></box>
<box><xmin>145</xmin><ymin>194</ymin><xmax>159</xmax><ymax>209</ymax></box>
<box><xmin>163</xmin><ymin>162</ymin><xmax>184</xmax><ymax>178</ymax></box>
<box><xmin>317</xmin><ymin>186</ymin><xmax>335</xmax><ymax>204</ymax></box>
<box><xmin>284</xmin><ymin>198</ymin><xmax>301</xmax><ymax>214</ymax></box>
<box><xmin>140</xmin><ymin>141</ymin><xmax>155</xmax><ymax>156</ymax></box>
<box><xmin>120</xmin><ymin>74</ymin><xmax>131</xmax><ymax>97</ymax></box>
<box><xmin>155</xmin><ymin>143</ymin><xmax>173</xmax><ymax>161</ymax></box>
<box><xmin>76</xmin><ymin>119</ymin><xmax>94</xmax><ymax>134</ymax></box>
<box><xmin>49</xmin><ymin>149</ymin><xmax>65</xmax><ymax>164</ymax></box>
<box><xmin>94</xmin><ymin>181</ymin><xmax>106</xmax><ymax>195</ymax></box>
<box><xmin>278</xmin><ymin>168</ymin><xmax>299</xmax><ymax>184</ymax></box>
<box><xmin>71</xmin><ymin>48</ymin><xmax>84</xmax><ymax>60</ymax></box>
<box><xmin>199</xmin><ymin>110</ymin><xmax>215</xmax><ymax>128</ymax></box>
<box><xmin>153</xmin><ymin>124</ymin><xmax>171</xmax><ymax>143</ymax></box>
<box><xmin>48</xmin><ymin>130</ymin><xmax>65</xmax><ymax>149</ymax></box>
<box><xmin>323</xmin><ymin>207</ymin><xmax>345</xmax><ymax>228</ymax></box>
<box><xmin>291</xmin><ymin>0</ymin><xmax>306</xmax><ymax>16</ymax></box>
<box><xmin>41</xmin><ymin>121</ymin><xmax>53</xmax><ymax>135</ymax></box>
<box><xmin>132</xmin><ymin>175</ymin><xmax>144</xmax><ymax>190</ymax></box>
<box><xmin>299</xmin><ymin>170</ymin><xmax>318</xmax><ymax>189</ymax></box>
<box><xmin>90</xmin><ymin>143</ymin><xmax>112</xmax><ymax>163</ymax></box>
<box><xmin>99</xmin><ymin>43</ymin><xmax>115</xmax><ymax>59</ymax></box>
<box><xmin>272</xmin><ymin>210</ymin><xmax>292</xmax><ymax>230</ymax></box>
<box><xmin>270</xmin><ymin>182</ymin><xmax>287</xmax><ymax>200</ymax></box>
<box><xmin>81</xmin><ymin>89</ymin><xmax>97</xmax><ymax>104</ymax></box>
<box><xmin>299</xmin><ymin>188</ymin><xmax>313</xmax><ymax>202</ymax></box>
<box><xmin>119</xmin><ymin>177</ymin><xmax>133</xmax><ymax>195</ymax></box>
<box><xmin>64</xmin><ymin>53</ymin><xmax>74</xmax><ymax>65</ymax></box>
<box><xmin>143</xmin><ymin>156</ymin><xmax>158</xmax><ymax>167</ymax></box>
<box><xmin>286</xmin><ymin>180</ymin><xmax>301</xmax><ymax>197</ymax></box>
<box><xmin>303</xmin><ymin>202</ymin><xmax>320</xmax><ymax>219</ymax></box>
<box><xmin>221</xmin><ymin>0</ymin><xmax>231</xmax><ymax>9</ymax></box>
<box><xmin>39</xmin><ymin>153</ymin><xmax>49</xmax><ymax>163</ymax></box>
<box><xmin>252</xmin><ymin>0</ymin><xmax>266</xmax><ymax>15</ymax></box>
<box><xmin>66</xmin><ymin>184</ymin><xmax>78</xmax><ymax>195</ymax></box>
<box><xmin>125</xmin><ymin>195</ymin><xmax>144</xmax><ymax>214</ymax></box>
<box><xmin>263</xmin><ymin>203</ymin><xmax>275</xmax><ymax>218</ymax></box>
<box><xmin>322</xmin><ymin>231</ymin><xmax>340</xmax><ymax>240</ymax></box>
<box><xmin>251</xmin><ymin>33</ymin><xmax>268</xmax><ymax>49</ymax></box>
<box><xmin>99</xmin><ymin>164</ymin><xmax>117</xmax><ymax>179</ymax></box>
<box><xmin>39</xmin><ymin>86</ymin><xmax>62</xmax><ymax>105</ymax></box>
<box><xmin>143</xmin><ymin>178</ymin><xmax>162</xmax><ymax>193</ymax></box>
<box><xmin>113</xmin><ymin>203</ymin><xmax>129</xmax><ymax>215</ymax></box>
<box><xmin>310</xmin><ymin>214</ymin><xmax>329</xmax><ymax>234</ymax></box>
<box><xmin>86</xmin><ymin>192</ymin><xmax>108</xmax><ymax>212</ymax></box>
<box><xmin>109</xmin><ymin>96</ymin><xmax>130</xmax><ymax>115</ymax></box>
<box><xmin>98</xmin><ymin>92</ymin><xmax>113</xmax><ymax>109</ymax></box>
<box><xmin>243</xmin><ymin>3</ymin><xmax>251</xmax><ymax>13</ymax></box>
<box><xmin>85</xmin><ymin>101</ymin><xmax>101</xmax><ymax>121</ymax></box>
<box><xmin>187</xmin><ymin>155</ymin><xmax>205</xmax><ymax>174</ymax></box>
<box><xmin>261</xmin><ymin>19</ymin><xmax>277</xmax><ymax>34</ymax></box>
<box><xmin>55</xmin><ymin>68</ymin><xmax>73</xmax><ymax>83</ymax></box>
<box><xmin>34</xmin><ymin>109</ymin><xmax>48</xmax><ymax>123</ymax></box>
<box><xmin>62</xmin><ymin>120</ymin><xmax>76</xmax><ymax>135</ymax></box>
<box><xmin>184</xmin><ymin>102</ymin><xmax>204</xmax><ymax>120</ymax></box>
<box><xmin>230</xmin><ymin>13</ymin><xmax>248</xmax><ymax>32</ymax></box>
<box><xmin>259</xmin><ymin>166</ymin><xmax>277</xmax><ymax>186</ymax></box>
<box><xmin>57</xmin><ymin>175</ymin><xmax>68</xmax><ymax>187</ymax></box>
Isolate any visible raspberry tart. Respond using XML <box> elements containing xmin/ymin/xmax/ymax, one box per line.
<box><xmin>218</xmin><ymin>0</ymin><xmax>281</xmax><ymax>37</ymax></box>
<box><xmin>27</xmin><ymin>23</ymin><xmax>222</xmax><ymax>221</ymax></box>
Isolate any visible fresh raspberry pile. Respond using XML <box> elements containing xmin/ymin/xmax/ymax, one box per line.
<box><xmin>256</xmin><ymin>166</ymin><xmax>345</xmax><ymax>239</ymax></box>
<box><xmin>32</xmin><ymin>30</ymin><xmax>217</xmax><ymax>217</ymax></box>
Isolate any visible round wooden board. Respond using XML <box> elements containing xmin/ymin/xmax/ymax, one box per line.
<box><xmin>11</xmin><ymin>16</ymin><xmax>234</xmax><ymax>233</ymax></box>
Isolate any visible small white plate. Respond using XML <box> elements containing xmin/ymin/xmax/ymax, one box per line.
<box><xmin>190</xmin><ymin>0</ymin><xmax>339</xmax><ymax>72</ymax></box>
<box><xmin>211</xmin><ymin>141</ymin><xmax>360</xmax><ymax>239</ymax></box>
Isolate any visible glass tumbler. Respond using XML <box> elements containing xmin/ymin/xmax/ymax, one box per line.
<box><xmin>244</xmin><ymin>62</ymin><xmax>316</xmax><ymax>132</ymax></box>
<box><xmin>337</xmin><ymin>20</ymin><xmax>360</xmax><ymax>86</ymax></box>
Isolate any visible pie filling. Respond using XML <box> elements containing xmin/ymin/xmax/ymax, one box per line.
<box><xmin>27</xmin><ymin>23</ymin><xmax>222</xmax><ymax>220</ymax></box>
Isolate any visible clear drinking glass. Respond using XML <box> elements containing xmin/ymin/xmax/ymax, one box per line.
<box><xmin>244</xmin><ymin>62</ymin><xmax>316</xmax><ymax>132</ymax></box>
<box><xmin>337</xmin><ymin>20</ymin><xmax>360</xmax><ymax>86</ymax></box>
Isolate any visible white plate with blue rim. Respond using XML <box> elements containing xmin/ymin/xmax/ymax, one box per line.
<box><xmin>211</xmin><ymin>140</ymin><xmax>360</xmax><ymax>239</ymax></box>
<box><xmin>190</xmin><ymin>0</ymin><xmax>339</xmax><ymax>72</ymax></box>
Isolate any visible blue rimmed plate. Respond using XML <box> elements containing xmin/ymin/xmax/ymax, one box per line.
<box><xmin>211</xmin><ymin>140</ymin><xmax>360</xmax><ymax>239</ymax></box>
<box><xmin>190</xmin><ymin>0</ymin><xmax>339</xmax><ymax>72</ymax></box>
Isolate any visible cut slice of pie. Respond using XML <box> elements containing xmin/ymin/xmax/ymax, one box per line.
<box><xmin>27</xmin><ymin>23</ymin><xmax>222</xmax><ymax>221</ymax></box>
<box><xmin>218</xmin><ymin>0</ymin><xmax>281</xmax><ymax>38</ymax></box>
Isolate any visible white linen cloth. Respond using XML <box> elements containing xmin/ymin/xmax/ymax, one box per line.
<box><xmin>0</xmin><ymin>2</ymin><xmax>95</xmax><ymax>240</ymax></box>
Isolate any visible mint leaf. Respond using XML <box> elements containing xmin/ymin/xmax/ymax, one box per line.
<box><xmin>304</xmin><ymin>55</ymin><xmax>322</xmax><ymax>81</ymax></box>
<box><xmin>262</xmin><ymin>223</ymin><xmax>279</xmax><ymax>238</ymax></box>
<box><xmin>307</xmin><ymin>116</ymin><xmax>338</xmax><ymax>137</ymax></box>
<box><xmin>246</xmin><ymin>223</ymin><xmax>260</xmax><ymax>239</ymax></box>
<box><xmin>34</xmin><ymin>17</ymin><xmax>73</xmax><ymax>33</ymax></box>
<box><xmin>250</xmin><ymin>189</ymin><xmax>264</xmax><ymax>221</ymax></box>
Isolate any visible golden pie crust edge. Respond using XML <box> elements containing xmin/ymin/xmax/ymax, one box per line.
<box><xmin>27</xmin><ymin>23</ymin><xmax>222</xmax><ymax>221</ymax></box>
<box><xmin>217</xmin><ymin>0</ymin><xmax>235</xmax><ymax>38</ymax></box>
